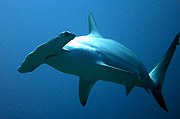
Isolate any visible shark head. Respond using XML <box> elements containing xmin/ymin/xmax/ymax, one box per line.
<box><xmin>18</xmin><ymin>31</ymin><xmax>76</xmax><ymax>73</ymax></box>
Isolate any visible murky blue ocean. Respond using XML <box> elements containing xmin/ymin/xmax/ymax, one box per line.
<box><xmin>0</xmin><ymin>0</ymin><xmax>180</xmax><ymax>119</ymax></box>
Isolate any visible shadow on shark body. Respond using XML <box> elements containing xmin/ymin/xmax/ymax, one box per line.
<box><xmin>18</xmin><ymin>13</ymin><xmax>180</xmax><ymax>112</ymax></box>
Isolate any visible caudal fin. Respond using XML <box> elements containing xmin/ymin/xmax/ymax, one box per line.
<box><xmin>151</xmin><ymin>88</ymin><xmax>168</xmax><ymax>111</ymax></box>
<box><xmin>149</xmin><ymin>33</ymin><xmax>180</xmax><ymax>112</ymax></box>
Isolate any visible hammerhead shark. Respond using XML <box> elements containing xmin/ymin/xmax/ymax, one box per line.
<box><xmin>18</xmin><ymin>13</ymin><xmax>179</xmax><ymax>112</ymax></box>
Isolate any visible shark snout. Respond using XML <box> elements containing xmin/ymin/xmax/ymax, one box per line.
<box><xmin>17</xmin><ymin>65</ymin><xmax>34</xmax><ymax>73</ymax></box>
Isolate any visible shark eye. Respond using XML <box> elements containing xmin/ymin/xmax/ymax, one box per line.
<box><xmin>64</xmin><ymin>31</ymin><xmax>70</xmax><ymax>37</ymax></box>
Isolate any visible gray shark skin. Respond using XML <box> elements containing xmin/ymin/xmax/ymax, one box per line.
<box><xmin>18</xmin><ymin>13</ymin><xmax>180</xmax><ymax>112</ymax></box>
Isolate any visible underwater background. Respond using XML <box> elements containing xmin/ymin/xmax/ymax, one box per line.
<box><xmin>0</xmin><ymin>0</ymin><xmax>180</xmax><ymax>119</ymax></box>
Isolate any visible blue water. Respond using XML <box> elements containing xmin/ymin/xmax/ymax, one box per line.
<box><xmin>0</xmin><ymin>0</ymin><xmax>180</xmax><ymax>119</ymax></box>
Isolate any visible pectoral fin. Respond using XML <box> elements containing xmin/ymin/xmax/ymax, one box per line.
<box><xmin>79</xmin><ymin>77</ymin><xmax>96</xmax><ymax>106</ymax></box>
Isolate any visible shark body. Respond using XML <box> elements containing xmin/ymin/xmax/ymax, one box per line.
<box><xmin>18</xmin><ymin>13</ymin><xmax>180</xmax><ymax>112</ymax></box>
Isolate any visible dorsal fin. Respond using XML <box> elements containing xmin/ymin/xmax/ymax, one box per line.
<box><xmin>88</xmin><ymin>13</ymin><xmax>102</xmax><ymax>37</ymax></box>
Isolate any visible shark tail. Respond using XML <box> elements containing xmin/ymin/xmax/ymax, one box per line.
<box><xmin>149</xmin><ymin>33</ymin><xmax>180</xmax><ymax>112</ymax></box>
